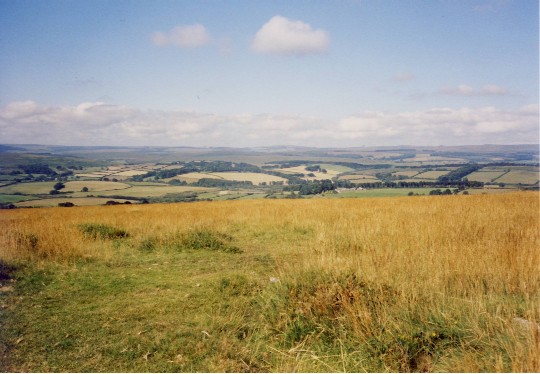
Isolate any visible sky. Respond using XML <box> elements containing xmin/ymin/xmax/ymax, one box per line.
<box><xmin>0</xmin><ymin>0</ymin><xmax>538</xmax><ymax>147</ymax></box>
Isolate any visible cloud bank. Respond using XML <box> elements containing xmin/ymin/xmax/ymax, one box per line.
<box><xmin>252</xmin><ymin>15</ymin><xmax>330</xmax><ymax>55</ymax></box>
<box><xmin>152</xmin><ymin>24</ymin><xmax>210</xmax><ymax>47</ymax></box>
<box><xmin>0</xmin><ymin>101</ymin><xmax>537</xmax><ymax>147</ymax></box>
<box><xmin>438</xmin><ymin>84</ymin><xmax>510</xmax><ymax>96</ymax></box>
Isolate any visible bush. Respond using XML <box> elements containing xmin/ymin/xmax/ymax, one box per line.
<box><xmin>179</xmin><ymin>229</ymin><xmax>241</xmax><ymax>253</ymax></box>
<box><xmin>78</xmin><ymin>223</ymin><xmax>129</xmax><ymax>240</ymax></box>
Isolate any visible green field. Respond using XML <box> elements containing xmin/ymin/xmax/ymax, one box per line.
<box><xmin>496</xmin><ymin>170</ymin><xmax>539</xmax><ymax>185</ymax></box>
<box><xmin>0</xmin><ymin>194</ymin><xmax>37</xmax><ymax>204</ymax></box>
<box><xmin>465</xmin><ymin>171</ymin><xmax>506</xmax><ymax>183</ymax></box>
<box><xmin>329</xmin><ymin>188</ymin><xmax>436</xmax><ymax>198</ymax></box>
<box><xmin>74</xmin><ymin>185</ymin><xmax>213</xmax><ymax>198</ymax></box>
<box><xmin>412</xmin><ymin>170</ymin><xmax>450</xmax><ymax>180</ymax></box>
<box><xmin>0</xmin><ymin>182</ymin><xmax>55</xmax><ymax>195</ymax></box>
<box><xmin>16</xmin><ymin>197</ymin><xmax>139</xmax><ymax>207</ymax></box>
<box><xmin>64</xmin><ymin>181</ymin><xmax>131</xmax><ymax>192</ymax></box>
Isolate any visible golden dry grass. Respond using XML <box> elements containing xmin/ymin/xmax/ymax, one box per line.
<box><xmin>1</xmin><ymin>192</ymin><xmax>539</xmax><ymax>371</ymax></box>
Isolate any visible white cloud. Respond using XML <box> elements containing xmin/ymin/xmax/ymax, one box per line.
<box><xmin>152</xmin><ymin>24</ymin><xmax>210</xmax><ymax>48</ymax></box>
<box><xmin>252</xmin><ymin>15</ymin><xmax>330</xmax><ymax>56</ymax></box>
<box><xmin>438</xmin><ymin>84</ymin><xmax>509</xmax><ymax>96</ymax></box>
<box><xmin>0</xmin><ymin>101</ymin><xmax>537</xmax><ymax>147</ymax></box>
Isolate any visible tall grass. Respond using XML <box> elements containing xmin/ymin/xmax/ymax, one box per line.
<box><xmin>0</xmin><ymin>192</ymin><xmax>538</xmax><ymax>371</ymax></box>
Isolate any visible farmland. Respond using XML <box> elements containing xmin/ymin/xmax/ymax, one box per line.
<box><xmin>0</xmin><ymin>192</ymin><xmax>538</xmax><ymax>372</ymax></box>
<box><xmin>0</xmin><ymin>144</ymin><xmax>537</xmax><ymax>208</ymax></box>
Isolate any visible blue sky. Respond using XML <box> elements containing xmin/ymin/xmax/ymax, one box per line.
<box><xmin>0</xmin><ymin>0</ymin><xmax>538</xmax><ymax>147</ymax></box>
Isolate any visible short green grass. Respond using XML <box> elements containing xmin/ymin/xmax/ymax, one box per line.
<box><xmin>329</xmin><ymin>188</ymin><xmax>436</xmax><ymax>198</ymax></box>
<box><xmin>0</xmin><ymin>194</ymin><xmax>37</xmax><ymax>204</ymax></box>
<box><xmin>0</xmin><ymin>234</ymin><xmax>279</xmax><ymax>372</ymax></box>
<box><xmin>0</xmin><ymin>182</ymin><xmax>55</xmax><ymax>195</ymax></box>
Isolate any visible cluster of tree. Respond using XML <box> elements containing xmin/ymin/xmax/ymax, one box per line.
<box><xmin>19</xmin><ymin>163</ymin><xmax>57</xmax><ymax>176</ymax></box>
<box><xmin>272</xmin><ymin>160</ymin><xmax>316</xmax><ymax>169</ymax></box>
<box><xmin>49</xmin><ymin>182</ymin><xmax>66</xmax><ymax>195</ymax></box>
<box><xmin>168</xmin><ymin>179</ymin><xmax>188</xmax><ymax>186</ymax></box>
<box><xmin>428</xmin><ymin>189</ymin><xmax>467</xmax><ymax>195</ymax></box>
<box><xmin>284</xmin><ymin>179</ymin><xmax>335</xmax><ymax>195</ymax></box>
<box><xmin>305</xmin><ymin>165</ymin><xmax>327</xmax><ymax>173</ymax></box>
<box><xmin>378</xmin><ymin>153</ymin><xmax>416</xmax><ymax>161</ymax></box>
<box><xmin>131</xmin><ymin>161</ymin><xmax>263</xmax><ymax>182</ymax></box>
<box><xmin>194</xmin><ymin>178</ymin><xmax>254</xmax><ymax>188</ymax></box>
<box><xmin>352</xmin><ymin>180</ymin><xmax>483</xmax><ymax>189</ymax></box>
<box><xmin>184</xmin><ymin>161</ymin><xmax>261</xmax><ymax>173</ymax></box>
<box><xmin>104</xmin><ymin>200</ymin><xmax>132</xmax><ymax>205</ymax></box>
<box><xmin>12</xmin><ymin>163</ymin><xmax>74</xmax><ymax>182</ymax></box>
<box><xmin>332</xmin><ymin>161</ymin><xmax>393</xmax><ymax>170</ymax></box>
<box><xmin>437</xmin><ymin>164</ymin><xmax>480</xmax><ymax>184</ymax></box>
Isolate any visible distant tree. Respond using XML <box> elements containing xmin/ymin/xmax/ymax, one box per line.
<box><xmin>53</xmin><ymin>182</ymin><xmax>65</xmax><ymax>191</ymax></box>
<box><xmin>81</xmin><ymin>186</ymin><xmax>89</xmax><ymax>192</ymax></box>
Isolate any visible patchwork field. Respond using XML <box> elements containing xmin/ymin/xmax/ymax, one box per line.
<box><xmin>0</xmin><ymin>182</ymin><xmax>56</xmax><ymax>195</ymax></box>
<box><xmin>73</xmin><ymin>185</ymin><xmax>213</xmax><ymax>198</ymax></box>
<box><xmin>63</xmin><ymin>181</ymin><xmax>131</xmax><ymax>192</ymax></box>
<box><xmin>273</xmin><ymin>165</ymin><xmax>342</xmax><ymax>180</ymax></box>
<box><xmin>465</xmin><ymin>171</ymin><xmax>507</xmax><ymax>183</ymax></box>
<box><xmin>0</xmin><ymin>193</ymin><xmax>538</xmax><ymax>372</ymax></box>
<box><xmin>16</xmin><ymin>197</ymin><xmax>138</xmax><ymax>207</ymax></box>
<box><xmin>496</xmin><ymin>170</ymin><xmax>539</xmax><ymax>185</ymax></box>
<box><xmin>412</xmin><ymin>170</ymin><xmax>450</xmax><ymax>180</ymax></box>
<box><xmin>392</xmin><ymin>170</ymin><xmax>420</xmax><ymax>177</ymax></box>
<box><xmin>170</xmin><ymin>172</ymin><xmax>287</xmax><ymax>185</ymax></box>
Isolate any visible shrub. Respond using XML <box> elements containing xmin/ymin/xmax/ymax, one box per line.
<box><xmin>78</xmin><ymin>223</ymin><xmax>129</xmax><ymax>240</ymax></box>
<box><xmin>179</xmin><ymin>229</ymin><xmax>241</xmax><ymax>253</ymax></box>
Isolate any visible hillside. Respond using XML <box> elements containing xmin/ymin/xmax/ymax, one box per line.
<box><xmin>1</xmin><ymin>192</ymin><xmax>538</xmax><ymax>372</ymax></box>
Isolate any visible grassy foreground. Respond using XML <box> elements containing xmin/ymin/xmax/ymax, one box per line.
<box><xmin>0</xmin><ymin>193</ymin><xmax>539</xmax><ymax>372</ymax></box>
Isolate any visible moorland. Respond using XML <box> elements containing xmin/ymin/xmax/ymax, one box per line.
<box><xmin>0</xmin><ymin>144</ymin><xmax>539</xmax><ymax>372</ymax></box>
